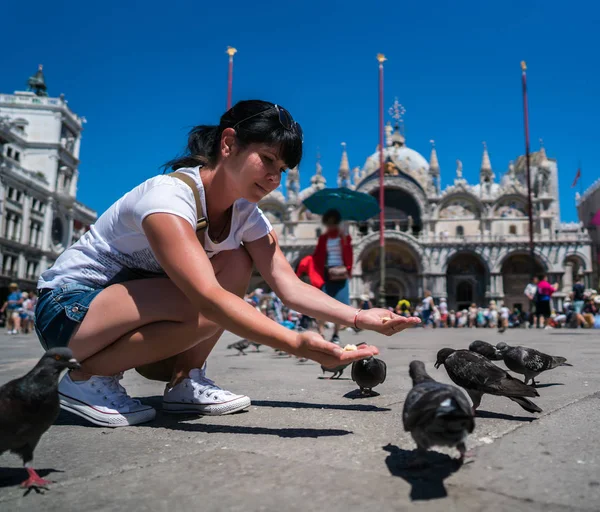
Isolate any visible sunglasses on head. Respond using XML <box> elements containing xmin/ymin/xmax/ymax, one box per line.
<box><xmin>232</xmin><ymin>104</ymin><xmax>303</xmax><ymax>142</ymax></box>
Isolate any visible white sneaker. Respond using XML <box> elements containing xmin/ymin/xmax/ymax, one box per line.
<box><xmin>163</xmin><ymin>367</ymin><xmax>250</xmax><ymax>415</ymax></box>
<box><xmin>59</xmin><ymin>372</ymin><xmax>156</xmax><ymax>427</ymax></box>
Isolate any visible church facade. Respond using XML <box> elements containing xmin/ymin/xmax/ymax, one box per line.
<box><xmin>256</xmin><ymin>123</ymin><xmax>593</xmax><ymax>312</ymax></box>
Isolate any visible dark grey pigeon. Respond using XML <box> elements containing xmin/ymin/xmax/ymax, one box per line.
<box><xmin>496</xmin><ymin>342</ymin><xmax>572</xmax><ymax>386</ymax></box>
<box><xmin>469</xmin><ymin>340</ymin><xmax>503</xmax><ymax>361</ymax></box>
<box><xmin>227</xmin><ymin>339</ymin><xmax>250</xmax><ymax>355</ymax></box>
<box><xmin>321</xmin><ymin>363</ymin><xmax>350</xmax><ymax>379</ymax></box>
<box><xmin>351</xmin><ymin>356</ymin><xmax>387</xmax><ymax>396</ymax></box>
<box><xmin>403</xmin><ymin>361</ymin><xmax>474</xmax><ymax>463</ymax></box>
<box><xmin>249</xmin><ymin>341</ymin><xmax>262</xmax><ymax>352</ymax></box>
<box><xmin>0</xmin><ymin>348</ymin><xmax>80</xmax><ymax>490</ymax></box>
<box><xmin>435</xmin><ymin>348</ymin><xmax>542</xmax><ymax>414</ymax></box>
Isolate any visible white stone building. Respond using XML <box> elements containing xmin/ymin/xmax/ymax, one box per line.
<box><xmin>256</xmin><ymin>122</ymin><xmax>593</xmax><ymax>312</ymax></box>
<box><xmin>0</xmin><ymin>66</ymin><xmax>97</xmax><ymax>297</ymax></box>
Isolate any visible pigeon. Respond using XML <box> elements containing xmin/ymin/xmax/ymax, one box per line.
<box><xmin>227</xmin><ymin>339</ymin><xmax>250</xmax><ymax>355</ymax></box>
<box><xmin>321</xmin><ymin>363</ymin><xmax>349</xmax><ymax>379</ymax></box>
<box><xmin>0</xmin><ymin>348</ymin><xmax>80</xmax><ymax>490</ymax></box>
<box><xmin>249</xmin><ymin>341</ymin><xmax>262</xmax><ymax>352</ymax></box>
<box><xmin>403</xmin><ymin>361</ymin><xmax>474</xmax><ymax>462</ymax></box>
<box><xmin>496</xmin><ymin>342</ymin><xmax>572</xmax><ymax>386</ymax></box>
<box><xmin>469</xmin><ymin>340</ymin><xmax>503</xmax><ymax>361</ymax></box>
<box><xmin>351</xmin><ymin>356</ymin><xmax>387</xmax><ymax>396</ymax></box>
<box><xmin>435</xmin><ymin>348</ymin><xmax>542</xmax><ymax>414</ymax></box>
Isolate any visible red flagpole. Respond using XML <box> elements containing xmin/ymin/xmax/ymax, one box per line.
<box><xmin>521</xmin><ymin>61</ymin><xmax>535</xmax><ymax>276</ymax></box>
<box><xmin>377</xmin><ymin>54</ymin><xmax>386</xmax><ymax>307</ymax></box>
<box><xmin>226</xmin><ymin>47</ymin><xmax>237</xmax><ymax>110</ymax></box>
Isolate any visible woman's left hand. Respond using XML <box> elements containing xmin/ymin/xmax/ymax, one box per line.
<box><xmin>355</xmin><ymin>308</ymin><xmax>421</xmax><ymax>335</ymax></box>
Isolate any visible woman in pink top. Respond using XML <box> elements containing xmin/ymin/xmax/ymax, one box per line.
<box><xmin>535</xmin><ymin>274</ymin><xmax>558</xmax><ymax>327</ymax></box>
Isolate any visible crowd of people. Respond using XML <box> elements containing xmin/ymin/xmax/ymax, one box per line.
<box><xmin>0</xmin><ymin>283</ymin><xmax>37</xmax><ymax>335</ymax></box>
<box><xmin>390</xmin><ymin>274</ymin><xmax>600</xmax><ymax>330</ymax></box>
<box><xmin>253</xmin><ymin>267</ymin><xmax>600</xmax><ymax>334</ymax></box>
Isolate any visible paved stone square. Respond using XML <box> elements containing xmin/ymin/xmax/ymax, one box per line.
<box><xmin>0</xmin><ymin>327</ymin><xmax>599</xmax><ymax>511</ymax></box>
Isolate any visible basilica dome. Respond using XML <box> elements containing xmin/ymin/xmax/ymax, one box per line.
<box><xmin>362</xmin><ymin>143</ymin><xmax>430</xmax><ymax>192</ymax></box>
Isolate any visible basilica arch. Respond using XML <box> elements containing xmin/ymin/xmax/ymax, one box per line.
<box><xmin>500</xmin><ymin>252</ymin><xmax>546</xmax><ymax>311</ymax></box>
<box><xmin>445</xmin><ymin>251</ymin><xmax>489</xmax><ymax>310</ymax></box>
<box><xmin>356</xmin><ymin>175</ymin><xmax>428</xmax><ymax>227</ymax></box>
<box><xmin>357</xmin><ymin>235</ymin><xmax>423</xmax><ymax>307</ymax></box>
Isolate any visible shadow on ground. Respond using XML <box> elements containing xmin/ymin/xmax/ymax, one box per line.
<box><xmin>55</xmin><ymin>400</ymin><xmax>354</xmax><ymax>439</ymax></box>
<box><xmin>252</xmin><ymin>399</ymin><xmax>390</xmax><ymax>412</ymax></box>
<box><xmin>382</xmin><ymin>444</ymin><xmax>462</xmax><ymax>501</ymax></box>
<box><xmin>475</xmin><ymin>410</ymin><xmax>537</xmax><ymax>422</ymax></box>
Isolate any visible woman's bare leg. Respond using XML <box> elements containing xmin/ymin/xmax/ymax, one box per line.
<box><xmin>68</xmin><ymin>247</ymin><xmax>252</xmax><ymax>378</ymax></box>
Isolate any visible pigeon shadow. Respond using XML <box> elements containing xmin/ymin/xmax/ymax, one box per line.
<box><xmin>382</xmin><ymin>444</ymin><xmax>462</xmax><ymax>501</ymax></box>
<box><xmin>533</xmin><ymin>383</ymin><xmax>564</xmax><ymax>388</ymax></box>
<box><xmin>225</xmin><ymin>353</ymin><xmax>248</xmax><ymax>357</ymax></box>
<box><xmin>252</xmin><ymin>399</ymin><xmax>390</xmax><ymax>412</ymax></box>
<box><xmin>343</xmin><ymin>389</ymin><xmax>381</xmax><ymax>400</ymax></box>
<box><xmin>0</xmin><ymin>467</ymin><xmax>64</xmax><ymax>489</ymax></box>
<box><xmin>475</xmin><ymin>410</ymin><xmax>536</xmax><ymax>422</ymax></box>
<box><xmin>317</xmin><ymin>376</ymin><xmax>352</xmax><ymax>381</ymax></box>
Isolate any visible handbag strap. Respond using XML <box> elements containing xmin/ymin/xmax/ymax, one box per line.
<box><xmin>167</xmin><ymin>172</ymin><xmax>208</xmax><ymax>236</ymax></box>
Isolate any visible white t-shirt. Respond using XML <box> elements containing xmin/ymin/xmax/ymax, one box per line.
<box><xmin>326</xmin><ymin>237</ymin><xmax>343</xmax><ymax>267</ymax></box>
<box><xmin>38</xmin><ymin>166</ymin><xmax>272</xmax><ymax>290</ymax></box>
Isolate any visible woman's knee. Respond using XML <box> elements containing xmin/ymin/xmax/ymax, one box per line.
<box><xmin>212</xmin><ymin>246</ymin><xmax>253</xmax><ymax>297</ymax></box>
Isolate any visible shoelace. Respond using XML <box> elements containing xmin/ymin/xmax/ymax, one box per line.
<box><xmin>190</xmin><ymin>375</ymin><xmax>233</xmax><ymax>400</ymax></box>
<box><xmin>95</xmin><ymin>373</ymin><xmax>141</xmax><ymax>409</ymax></box>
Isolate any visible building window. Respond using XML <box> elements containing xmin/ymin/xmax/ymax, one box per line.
<box><xmin>26</xmin><ymin>260</ymin><xmax>39</xmax><ymax>281</ymax></box>
<box><xmin>3</xmin><ymin>211</ymin><xmax>22</xmax><ymax>242</ymax></box>
<box><xmin>14</xmin><ymin>151</ymin><xmax>20</xmax><ymax>162</ymax></box>
<box><xmin>1</xmin><ymin>254</ymin><xmax>19</xmax><ymax>277</ymax></box>
<box><xmin>509</xmin><ymin>225</ymin><xmax>517</xmax><ymax>235</ymax></box>
<box><xmin>29</xmin><ymin>220</ymin><xmax>43</xmax><ymax>248</ymax></box>
<box><xmin>6</xmin><ymin>147</ymin><xmax>12</xmax><ymax>158</ymax></box>
<box><xmin>456</xmin><ymin>225</ymin><xmax>464</xmax><ymax>237</ymax></box>
<box><xmin>52</xmin><ymin>217</ymin><xmax>64</xmax><ymax>246</ymax></box>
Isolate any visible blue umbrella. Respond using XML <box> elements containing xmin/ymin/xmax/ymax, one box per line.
<box><xmin>302</xmin><ymin>187</ymin><xmax>380</xmax><ymax>222</ymax></box>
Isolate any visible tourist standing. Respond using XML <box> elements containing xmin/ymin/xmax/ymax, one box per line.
<box><xmin>312</xmin><ymin>209</ymin><xmax>353</xmax><ymax>343</ymax></box>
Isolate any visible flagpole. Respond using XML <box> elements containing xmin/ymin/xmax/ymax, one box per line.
<box><xmin>377</xmin><ymin>53</ymin><xmax>387</xmax><ymax>308</ymax></box>
<box><xmin>226</xmin><ymin>47</ymin><xmax>237</xmax><ymax>110</ymax></box>
<box><xmin>521</xmin><ymin>61</ymin><xmax>536</xmax><ymax>277</ymax></box>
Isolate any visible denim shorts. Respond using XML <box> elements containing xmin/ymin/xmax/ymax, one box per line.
<box><xmin>34</xmin><ymin>283</ymin><xmax>103</xmax><ymax>350</ymax></box>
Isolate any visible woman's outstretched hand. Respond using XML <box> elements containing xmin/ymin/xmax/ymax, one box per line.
<box><xmin>294</xmin><ymin>331</ymin><xmax>378</xmax><ymax>368</ymax></box>
<box><xmin>355</xmin><ymin>308</ymin><xmax>421</xmax><ymax>335</ymax></box>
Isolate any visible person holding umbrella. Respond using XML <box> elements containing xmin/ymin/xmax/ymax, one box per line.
<box><xmin>311</xmin><ymin>209</ymin><xmax>354</xmax><ymax>343</ymax></box>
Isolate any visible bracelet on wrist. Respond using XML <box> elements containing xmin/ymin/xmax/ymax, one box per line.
<box><xmin>353</xmin><ymin>309</ymin><xmax>363</xmax><ymax>330</ymax></box>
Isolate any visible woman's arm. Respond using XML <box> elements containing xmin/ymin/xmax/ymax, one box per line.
<box><xmin>245</xmin><ymin>232</ymin><xmax>420</xmax><ymax>334</ymax></box>
<box><xmin>142</xmin><ymin>213</ymin><xmax>378</xmax><ymax>366</ymax></box>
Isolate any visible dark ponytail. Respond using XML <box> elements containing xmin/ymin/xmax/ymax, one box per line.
<box><xmin>164</xmin><ymin>99</ymin><xmax>303</xmax><ymax>172</ymax></box>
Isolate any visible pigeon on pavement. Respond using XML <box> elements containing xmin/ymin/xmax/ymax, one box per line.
<box><xmin>351</xmin><ymin>356</ymin><xmax>387</xmax><ymax>396</ymax></box>
<box><xmin>403</xmin><ymin>361</ymin><xmax>474</xmax><ymax>462</ymax></box>
<box><xmin>496</xmin><ymin>342</ymin><xmax>572</xmax><ymax>386</ymax></box>
<box><xmin>227</xmin><ymin>339</ymin><xmax>250</xmax><ymax>356</ymax></box>
<box><xmin>469</xmin><ymin>340</ymin><xmax>503</xmax><ymax>361</ymax></box>
<box><xmin>321</xmin><ymin>363</ymin><xmax>350</xmax><ymax>379</ymax></box>
<box><xmin>0</xmin><ymin>348</ymin><xmax>80</xmax><ymax>490</ymax></box>
<box><xmin>435</xmin><ymin>348</ymin><xmax>542</xmax><ymax>414</ymax></box>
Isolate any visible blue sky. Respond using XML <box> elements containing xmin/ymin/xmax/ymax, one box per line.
<box><xmin>3</xmin><ymin>0</ymin><xmax>599</xmax><ymax>222</ymax></box>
